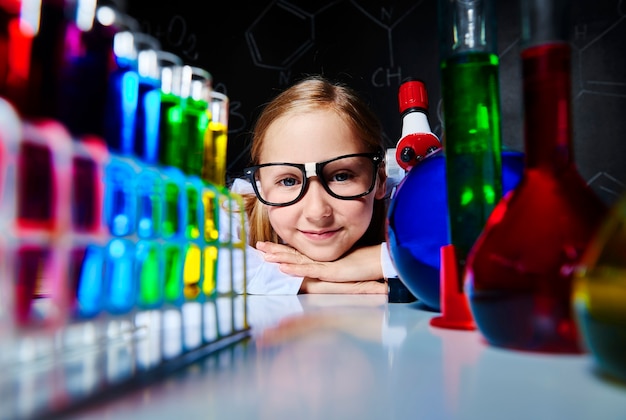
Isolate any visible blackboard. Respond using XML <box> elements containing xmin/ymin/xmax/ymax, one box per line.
<box><xmin>127</xmin><ymin>0</ymin><xmax>626</xmax><ymax>205</ymax></box>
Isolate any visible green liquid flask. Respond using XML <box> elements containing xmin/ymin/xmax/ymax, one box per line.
<box><xmin>439</xmin><ymin>0</ymin><xmax>503</xmax><ymax>275</ymax></box>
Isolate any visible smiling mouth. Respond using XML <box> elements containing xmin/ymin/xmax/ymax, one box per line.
<box><xmin>299</xmin><ymin>228</ymin><xmax>341</xmax><ymax>240</ymax></box>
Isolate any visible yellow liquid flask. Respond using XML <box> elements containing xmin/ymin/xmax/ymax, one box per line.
<box><xmin>573</xmin><ymin>192</ymin><xmax>626</xmax><ymax>383</ymax></box>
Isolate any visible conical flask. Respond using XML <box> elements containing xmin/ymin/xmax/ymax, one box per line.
<box><xmin>464</xmin><ymin>0</ymin><xmax>609</xmax><ymax>353</ymax></box>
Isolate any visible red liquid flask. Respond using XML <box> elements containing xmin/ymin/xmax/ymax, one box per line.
<box><xmin>465</xmin><ymin>1</ymin><xmax>609</xmax><ymax>353</ymax></box>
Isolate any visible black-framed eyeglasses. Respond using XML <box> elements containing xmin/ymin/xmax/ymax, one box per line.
<box><xmin>243</xmin><ymin>152</ymin><xmax>383</xmax><ymax>207</ymax></box>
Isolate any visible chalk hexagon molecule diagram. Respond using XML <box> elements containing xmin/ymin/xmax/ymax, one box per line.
<box><xmin>246</xmin><ymin>2</ymin><xmax>315</xmax><ymax>70</ymax></box>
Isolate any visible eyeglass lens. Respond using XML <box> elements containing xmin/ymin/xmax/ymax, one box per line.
<box><xmin>255</xmin><ymin>155</ymin><xmax>376</xmax><ymax>205</ymax></box>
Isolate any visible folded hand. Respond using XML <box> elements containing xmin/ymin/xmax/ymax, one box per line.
<box><xmin>255</xmin><ymin>241</ymin><xmax>387</xmax><ymax>294</ymax></box>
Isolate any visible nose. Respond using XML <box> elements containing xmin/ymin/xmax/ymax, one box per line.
<box><xmin>300</xmin><ymin>178</ymin><xmax>332</xmax><ymax>220</ymax></box>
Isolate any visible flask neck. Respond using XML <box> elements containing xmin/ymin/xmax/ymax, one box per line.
<box><xmin>522</xmin><ymin>42</ymin><xmax>574</xmax><ymax>170</ymax></box>
<box><xmin>521</xmin><ymin>0</ymin><xmax>570</xmax><ymax>49</ymax></box>
<box><xmin>438</xmin><ymin>0</ymin><xmax>497</xmax><ymax>59</ymax></box>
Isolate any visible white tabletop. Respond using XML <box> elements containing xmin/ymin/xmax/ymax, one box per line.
<box><xmin>52</xmin><ymin>294</ymin><xmax>626</xmax><ymax>420</ymax></box>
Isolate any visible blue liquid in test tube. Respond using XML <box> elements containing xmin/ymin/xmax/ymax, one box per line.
<box><xmin>104</xmin><ymin>238</ymin><xmax>136</xmax><ymax>314</ymax></box>
<box><xmin>104</xmin><ymin>155</ymin><xmax>137</xmax><ymax>237</ymax></box>
<box><xmin>103</xmin><ymin>29</ymin><xmax>140</xmax><ymax>155</ymax></box>
<box><xmin>136</xmin><ymin>167</ymin><xmax>162</xmax><ymax>239</ymax></box>
<box><xmin>70</xmin><ymin>245</ymin><xmax>105</xmax><ymax>319</ymax></box>
<box><xmin>132</xmin><ymin>34</ymin><xmax>162</xmax><ymax>164</ymax></box>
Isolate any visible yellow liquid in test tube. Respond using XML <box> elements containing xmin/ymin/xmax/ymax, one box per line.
<box><xmin>204</xmin><ymin>121</ymin><xmax>228</xmax><ymax>186</ymax></box>
<box><xmin>203</xmin><ymin>91</ymin><xmax>229</xmax><ymax>186</ymax></box>
<box><xmin>183</xmin><ymin>243</ymin><xmax>202</xmax><ymax>300</ymax></box>
<box><xmin>202</xmin><ymin>184</ymin><xmax>220</xmax><ymax>296</ymax></box>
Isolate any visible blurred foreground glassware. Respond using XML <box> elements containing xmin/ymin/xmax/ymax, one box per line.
<box><xmin>57</xmin><ymin>1</ymin><xmax>122</xmax><ymax>138</ymax></box>
<box><xmin>573</xmin><ymin>192</ymin><xmax>626</xmax><ymax>382</ymax></box>
<box><xmin>464</xmin><ymin>0</ymin><xmax>608</xmax><ymax>353</ymax></box>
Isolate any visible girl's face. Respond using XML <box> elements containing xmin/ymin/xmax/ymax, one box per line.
<box><xmin>259</xmin><ymin>109</ymin><xmax>386</xmax><ymax>262</ymax></box>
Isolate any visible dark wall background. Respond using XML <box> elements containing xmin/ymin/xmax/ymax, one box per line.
<box><xmin>127</xmin><ymin>0</ymin><xmax>626</xmax><ymax>205</ymax></box>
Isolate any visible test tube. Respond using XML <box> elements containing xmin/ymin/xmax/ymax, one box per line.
<box><xmin>216</xmin><ymin>187</ymin><xmax>234</xmax><ymax>296</ymax></box>
<box><xmin>102</xmin><ymin>16</ymin><xmax>142</xmax><ymax>155</ymax></box>
<box><xmin>0</xmin><ymin>98</ymin><xmax>21</xmax><ymax>353</ymax></box>
<box><xmin>203</xmin><ymin>91</ymin><xmax>229</xmax><ymax>186</ymax></box>
<box><xmin>103</xmin><ymin>236</ymin><xmax>136</xmax><ymax>315</ymax></box>
<box><xmin>0</xmin><ymin>0</ymin><xmax>70</xmax><ymax>118</ymax></box>
<box><xmin>68</xmin><ymin>136</ymin><xmax>109</xmax><ymax>319</ymax></box>
<box><xmin>135</xmin><ymin>165</ymin><xmax>165</xmax><ymax>310</ymax></box>
<box><xmin>132</xmin><ymin>33</ymin><xmax>162</xmax><ymax>164</ymax></box>
<box><xmin>179</xmin><ymin>66</ymin><xmax>211</xmax><ymax>176</ymax></box>
<box><xmin>16</xmin><ymin>120</ymin><xmax>73</xmax><ymax>233</ymax></box>
<box><xmin>160</xmin><ymin>166</ymin><xmax>187</xmax><ymax>306</ymax></box>
<box><xmin>135</xmin><ymin>166</ymin><xmax>163</xmax><ymax>240</ymax></box>
<box><xmin>103</xmin><ymin>154</ymin><xmax>138</xmax><ymax>237</ymax></box>
<box><xmin>182</xmin><ymin>175</ymin><xmax>205</xmax><ymax>302</ymax></box>
<box><xmin>56</xmin><ymin>3</ymin><xmax>123</xmax><ymax>138</ymax></box>
<box><xmin>230</xmin><ymin>192</ymin><xmax>248</xmax><ymax>330</ymax></box>
<box><xmin>156</xmin><ymin>51</ymin><xmax>184</xmax><ymax>168</ymax></box>
<box><xmin>201</xmin><ymin>183</ymin><xmax>220</xmax><ymax>298</ymax></box>
<box><xmin>10</xmin><ymin>119</ymin><xmax>72</xmax><ymax>329</ymax></box>
<box><xmin>135</xmin><ymin>238</ymin><xmax>164</xmax><ymax>309</ymax></box>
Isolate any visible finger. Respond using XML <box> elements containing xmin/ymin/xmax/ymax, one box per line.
<box><xmin>256</xmin><ymin>241</ymin><xmax>298</xmax><ymax>255</ymax></box>
<box><xmin>264</xmin><ymin>252</ymin><xmax>310</xmax><ymax>265</ymax></box>
<box><xmin>303</xmin><ymin>279</ymin><xmax>387</xmax><ymax>294</ymax></box>
<box><xmin>278</xmin><ymin>262</ymin><xmax>334</xmax><ymax>280</ymax></box>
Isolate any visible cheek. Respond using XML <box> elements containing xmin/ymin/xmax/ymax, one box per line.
<box><xmin>267</xmin><ymin>207</ymin><xmax>296</xmax><ymax>235</ymax></box>
<box><xmin>345</xmin><ymin>199</ymin><xmax>376</xmax><ymax>231</ymax></box>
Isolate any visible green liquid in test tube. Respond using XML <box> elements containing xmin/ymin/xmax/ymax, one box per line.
<box><xmin>162</xmin><ymin>167</ymin><xmax>186</xmax><ymax>238</ymax></box>
<box><xmin>161</xmin><ymin>166</ymin><xmax>187</xmax><ymax>305</ymax></box>
<box><xmin>439</xmin><ymin>0</ymin><xmax>503</xmax><ymax>272</ymax></box>
<box><xmin>156</xmin><ymin>51</ymin><xmax>184</xmax><ymax>169</ymax></box>
<box><xmin>137</xmin><ymin>240</ymin><xmax>163</xmax><ymax>308</ymax></box>
<box><xmin>180</xmin><ymin>66</ymin><xmax>211</xmax><ymax>176</ymax></box>
<box><xmin>441</xmin><ymin>52</ymin><xmax>503</xmax><ymax>265</ymax></box>
<box><xmin>163</xmin><ymin>243</ymin><xmax>184</xmax><ymax>304</ymax></box>
<box><xmin>185</xmin><ymin>178</ymin><xmax>202</xmax><ymax>241</ymax></box>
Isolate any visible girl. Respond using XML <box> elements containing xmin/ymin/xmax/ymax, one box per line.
<box><xmin>232</xmin><ymin>75</ymin><xmax>399</xmax><ymax>295</ymax></box>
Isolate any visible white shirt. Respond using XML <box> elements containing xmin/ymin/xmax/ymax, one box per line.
<box><xmin>229</xmin><ymin>178</ymin><xmax>398</xmax><ymax>295</ymax></box>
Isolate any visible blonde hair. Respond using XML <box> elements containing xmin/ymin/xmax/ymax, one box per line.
<box><xmin>244</xmin><ymin>75</ymin><xmax>387</xmax><ymax>248</ymax></box>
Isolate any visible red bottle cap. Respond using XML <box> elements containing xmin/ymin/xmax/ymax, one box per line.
<box><xmin>398</xmin><ymin>79</ymin><xmax>429</xmax><ymax>114</ymax></box>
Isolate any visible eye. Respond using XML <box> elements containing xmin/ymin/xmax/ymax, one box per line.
<box><xmin>330</xmin><ymin>171</ymin><xmax>354</xmax><ymax>183</ymax></box>
<box><xmin>278</xmin><ymin>176</ymin><xmax>300</xmax><ymax>187</ymax></box>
